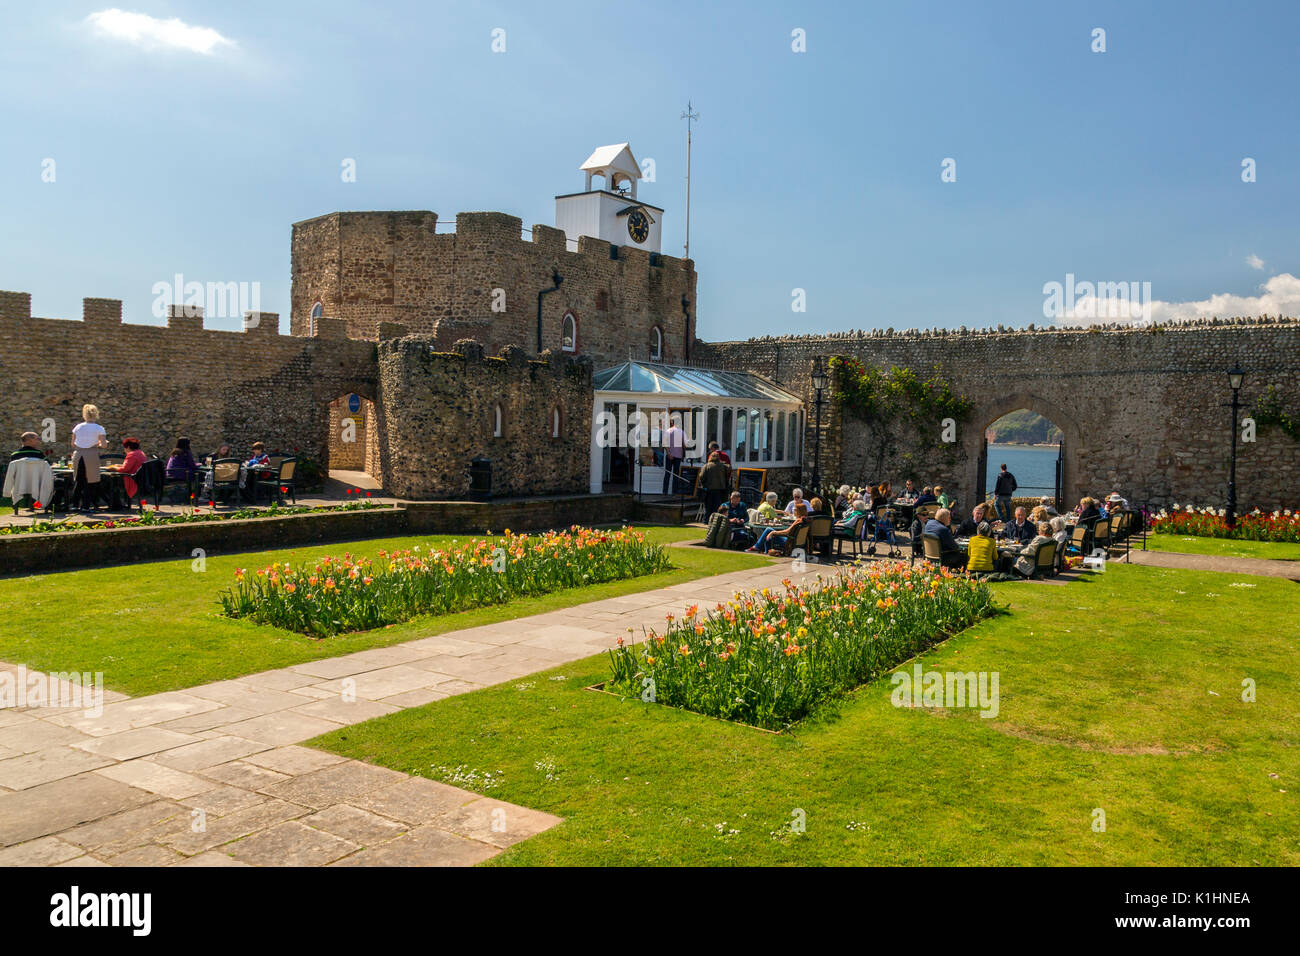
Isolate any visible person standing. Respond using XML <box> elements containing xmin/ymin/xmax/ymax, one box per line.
<box><xmin>994</xmin><ymin>463</ymin><xmax>1018</xmax><ymax>522</ymax></box>
<box><xmin>71</xmin><ymin>403</ymin><xmax>107</xmax><ymax>514</ymax></box>
<box><xmin>661</xmin><ymin>415</ymin><xmax>685</xmax><ymax>494</ymax></box>
<box><xmin>698</xmin><ymin>451</ymin><xmax>731</xmax><ymax>515</ymax></box>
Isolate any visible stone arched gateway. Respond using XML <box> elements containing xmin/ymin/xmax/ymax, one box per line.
<box><xmin>966</xmin><ymin>392</ymin><xmax>1085</xmax><ymax>507</ymax></box>
<box><xmin>694</xmin><ymin>318</ymin><xmax>1300</xmax><ymax>512</ymax></box>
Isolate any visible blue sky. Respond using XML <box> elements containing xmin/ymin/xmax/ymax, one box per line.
<box><xmin>3</xmin><ymin>0</ymin><xmax>1298</xmax><ymax>339</ymax></box>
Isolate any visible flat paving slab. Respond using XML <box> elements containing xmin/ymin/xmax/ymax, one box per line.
<box><xmin>0</xmin><ymin>556</ymin><xmax>825</xmax><ymax>865</ymax></box>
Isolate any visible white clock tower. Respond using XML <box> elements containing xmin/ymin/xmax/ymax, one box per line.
<box><xmin>555</xmin><ymin>143</ymin><xmax>663</xmax><ymax>254</ymax></box>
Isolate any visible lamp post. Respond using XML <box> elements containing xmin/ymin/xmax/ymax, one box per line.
<box><xmin>810</xmin><ymin>359</ymin><xmax>829</xmax><ymax>494</ymax></box>
<box><xmin>1224</xmin><ymin>363</ymin><xmax>1245</xmax><ymax>528</ymax></box>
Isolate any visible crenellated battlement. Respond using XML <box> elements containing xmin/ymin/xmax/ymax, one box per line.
<box><xmin>290</xmin><ymin>209</ymin><xmax>696</xmax><ymax>365</ymax></box>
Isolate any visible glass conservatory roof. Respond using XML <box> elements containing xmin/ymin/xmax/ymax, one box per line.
<box><xmin>592</xmin><ymin>361</ymin><xmax>802</xmax><ymax>404</ymax></box>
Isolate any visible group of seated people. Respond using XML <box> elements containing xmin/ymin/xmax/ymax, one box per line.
<box><xmin>919</xmin><ymin>506</ymin><xmax>1060</xmax><ymax>577</ymax></box>
<box><xmin>707</xmin><ymin>473</ymin><xmax>1132</xmax><ymax>579</ymax></box>
<box><xmin>7</xmin><ymin>412</ymin><xmax>278</xmax><ymax>514</ymax></box>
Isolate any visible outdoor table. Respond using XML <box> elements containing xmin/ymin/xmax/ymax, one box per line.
<box><xmin>745</xmin><ymin>520</ymin><xmax>794</xmax><ymax>533</ymax></box>
<box><xmin>51</xmin><ymin>465</ymin><xmax>122</xmax><ymax>510</ymax></box>
<box><xmin>890</xmin><ymin>498</ymin><xmax>917</xmax><ymax>528</ymax></box>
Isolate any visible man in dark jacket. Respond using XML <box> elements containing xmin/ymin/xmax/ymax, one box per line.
<box><xmin>956</xmin><ymin>502</ymin><xmax>988</xmax><ymax>537</ymax></box>
<box><xmin>923</xmin><ymin>509</ymin><xmax>965</xmax><ymax>569</ymax></box>
<box><xmin>993</xmin><ymin>463</ymin><xmax>1018</xmax><ymax>522</ymax></box>
<box><xmin>1001</xmin><ymin>506</ymin><xmax>1035</xmax><ymax>544</ymax></box>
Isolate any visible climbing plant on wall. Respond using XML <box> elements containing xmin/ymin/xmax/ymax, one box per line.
<box><xmin>1252</xmin><ymin>385</ymin><xmax>1300</xmax><ymax>442</ymax></box>
<box><xmin>829</xmin><ymin>356</ymin><xmax>974</xmax><ymax>484</ymax></box>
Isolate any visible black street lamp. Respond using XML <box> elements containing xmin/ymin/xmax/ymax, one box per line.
<box><xmin>810</xmin><ymin>359</ymin><xmax>829</xmax><ymax>494</ymax></box>
<box><xmin>1224</xmin><ymin>363</ymin><xmax>1245</xmax><ymax>528</ymax></box>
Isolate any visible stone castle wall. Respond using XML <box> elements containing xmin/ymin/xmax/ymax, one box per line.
<box><xmin>0</xmin><ymin>292</ymin><xmax>376</xmax><ymax>472</ymax></box>
<box><xmin>696</xmin><ymin>318</ymin><xmax>1300</xmax><ymax>512</ymax></box>
<box><xmin>291</xmin><ymin>210</ymin><xmax>697</xmax><ymax>367</ymax></box>
<box><xmin>376</xmin><ymin>336</ymin><xmax>593</xmax><ymax>500</ymax></box>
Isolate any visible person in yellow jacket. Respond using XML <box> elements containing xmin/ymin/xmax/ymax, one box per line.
<box><xmin>966</xmin><ymin>521</ymin><xmax>998</xmax><ymax>575</ymax></box>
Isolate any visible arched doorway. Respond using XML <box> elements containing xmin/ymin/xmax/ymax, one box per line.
<box><xmin>964</xmin><ymin>393</ymin><xmax>1082</xmax><ymax>510</ymax></box>
<box><xmin>327</xmin><ymin>392</ymin><xmax>381</xmax><ymax>487</ymax></box>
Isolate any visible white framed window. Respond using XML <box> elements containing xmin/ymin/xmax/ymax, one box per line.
<box><xmin>650</xmin><ymin>325</ymin><xmax>663</xmax><ymax>361</ymax></box>
<box><xmin>493</xmin><ymin>404</ymin><xmax>503</xmax><ymax>438</ymax></box>
<box><xmin>309</xmin><ymin>301</ymin><xmax>323</xmax><ymax>336</ymax></box>
<box><xmin>551</xmin><ymin>406</ymin><xmax>562</xmax><ymax>439</ymax></box>
<box><xmin>561</xmin><ymin>311</ymin><xmax>577</xmax><ymax>352</ymax></box>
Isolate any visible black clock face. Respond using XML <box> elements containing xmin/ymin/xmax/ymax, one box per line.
<box><xmin>627</xmin><ymin>209</ymin><xmax>649</xmax><ymax>243</ymax></box>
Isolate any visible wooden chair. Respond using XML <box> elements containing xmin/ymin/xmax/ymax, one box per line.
<box><xmin>807</xmin><ymin>515</ymin><xmax>833</xmax><ymax>557</ymax></box>
<box><xmin>1066</xmin><ymin>523</ymin><xmax>1089</xmax><ymax>556</ymax></box>
<box><xmin>833</xmin><ymin>513</ymin><xmax>867</xmax><ymax>556</ymax></box>
<box><xmin>1091</xmin><ymin>516</ymin><xmax>1111</xmax><ymax>552</ymax></box>
<box><xmin>921</xmin><ymin>533</ymin><xmax>945</xmax><ymax>563</ymax></box>
<box><xmin>1031</xmin><ymin>540</ymin><xmax>1058</xmax><ymax>579</ymax></box>
<box><xmin>209</xmin><ymin>458</ymin><xmax>241</xmax><ymax>505</ymax></box>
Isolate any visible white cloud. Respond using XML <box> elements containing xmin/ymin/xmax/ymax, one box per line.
<box><xmin>1053</xmin><ymin>272</ymin><xmax>1300</xmax><ymax>327</ymax></box>
<box><xmin>86</xmin><ymin>8</ymin><xmax>234</xmax><ymax>54</ymax></box>
<box><xmin>1246</xmin><ymin>253</ymin><xmax>1265</xmax><ymax>270</ymax></box>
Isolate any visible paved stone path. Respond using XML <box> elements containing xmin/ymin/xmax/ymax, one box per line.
<box><xmin>1119</xmin><ymin>548</ymin><xmax>1300</xmax><ymax>579</ymax></box>
<box><xmin>0</xmin><ymin>556</ymin><xmax>823</xmax><ymax>866</ymax></box>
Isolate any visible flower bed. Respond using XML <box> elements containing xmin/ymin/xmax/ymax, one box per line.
<box><xmin>607</xmin><ymin>562</ymin><xmax>997</xmax><ymax>730</ymax></box>
<box><xmin>219</xmin><ymin>526</ymin><xmax>670</xmax><ymax>637</ymax></box>
<box><xmin>0</xmin><ymin>500</ymin><xmax>389</xmax><ymax>537</ymax></box>
<box><xmin>1152</xmin><ymin>505</ymin><xmax>1299</xmax><ymax>543</ymax></box>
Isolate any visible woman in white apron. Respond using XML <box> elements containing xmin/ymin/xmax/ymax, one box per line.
<box><xmin>71</xmin><ymin>403</ymin><xmax>107</xmax><ymax>513</ymax></box>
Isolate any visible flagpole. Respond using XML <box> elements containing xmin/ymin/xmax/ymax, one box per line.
<box><xmin>680</xmin><ymin>100</ymin><xmax>699</xmax><ymax>260</ymax></box>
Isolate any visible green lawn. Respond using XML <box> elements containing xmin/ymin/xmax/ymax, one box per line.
<box><xmin>1145</xmin><ymin>534</ymin><xmax>1300</xmax><ymax>561</ymax></box>
<box><xmin>312</xmin><ymin>564</ymin><xmax>1300</xmax><ymax>865</ymax></box>
<box><xmin>0</xmin><ymin>527</ymin><xmax>765</xmax><ymax>696</ymax></box>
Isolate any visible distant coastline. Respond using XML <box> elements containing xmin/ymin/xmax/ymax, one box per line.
<box><xmin>987</xmin><ymin>440</ymin><xmax>1060</xmax><ymax>449</ymax></box>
